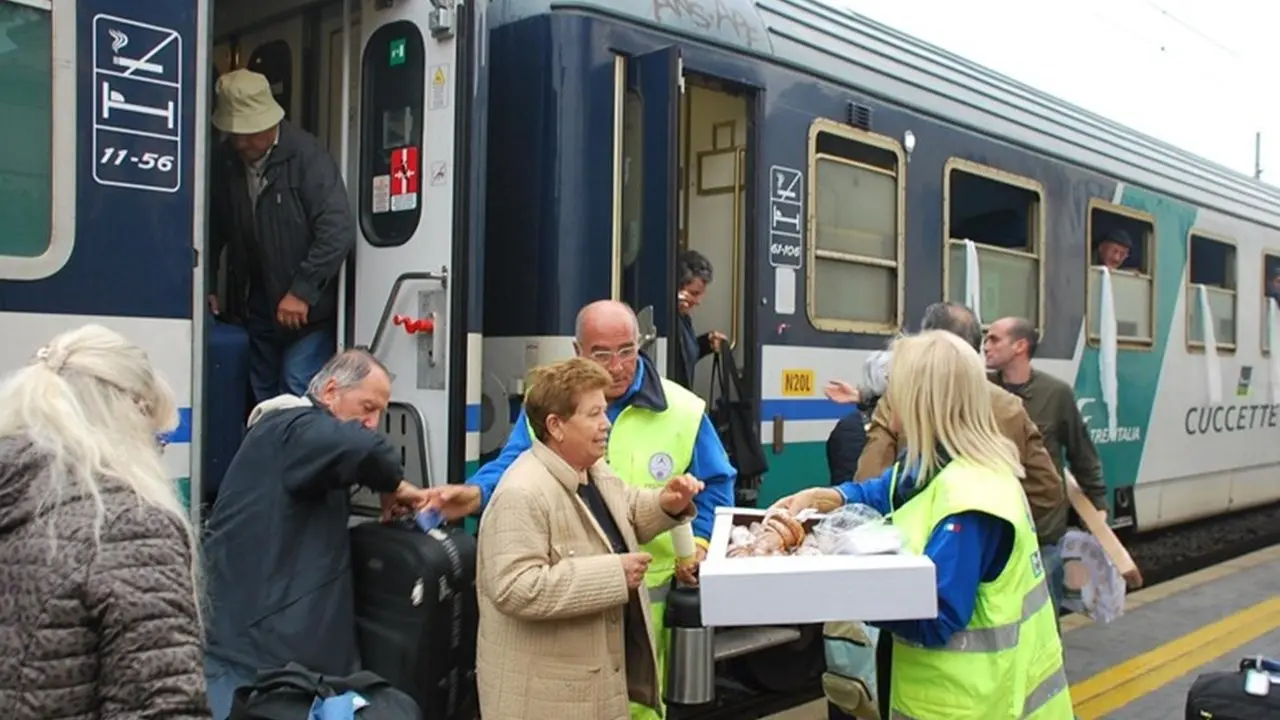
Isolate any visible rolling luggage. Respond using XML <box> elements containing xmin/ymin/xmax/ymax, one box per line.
<box><xmin>202</xmin><ymin>320</ymin><xmax>251</xmax><ymax>505</ymax></box>
<box><xmin>350</xmin><ymin>520</ymin><xmax>479</xmax><ymax>720</ymax></box>
<box><xmin>230</xmin><ymin>662</ymin><xmax>421</xmax><ymax>720</ymax></box>
<box><xmin>1185</xmin><ymin>656</ymin><xmax>1280</xmax><ymax>719</ymax></box>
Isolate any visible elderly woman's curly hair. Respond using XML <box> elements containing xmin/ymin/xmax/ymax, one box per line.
<box><xmin>523</xmin><ymin>357</ymin><xmax>613</xmax><ymax>443</ymax></box>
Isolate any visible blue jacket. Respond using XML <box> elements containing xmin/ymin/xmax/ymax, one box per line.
<box><xmin>203</xmin><ymin>401</ymin><xmax>403</xmax><ymax>675</ymax></box>
<box><xmin>834</xmin><ymin>454</ymin><xmax>1015</xmax><ymax>648</ymax></box>
<box><xmin>468</xmin><ymin>355</ymin><xmax>736</xmax><ymax>541</ymax></box>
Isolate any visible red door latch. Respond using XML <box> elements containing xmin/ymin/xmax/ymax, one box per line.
<box><xmin>393</xmin><ymin>314</ymin><xmax>435</xmax><ymax>335</ymax></box>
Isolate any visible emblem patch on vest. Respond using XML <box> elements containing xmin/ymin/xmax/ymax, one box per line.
<box><xmin>1030</xmin><ymin>549</ymin><xmax>1045</xmax><ymax>579</ymax></box>
<box><xmin>649</xmin><ymin>452</ymin><xmax>674</xmax><ymax>482</ymax></box>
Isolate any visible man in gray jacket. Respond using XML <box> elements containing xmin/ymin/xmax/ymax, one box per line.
<box><xmin>208</xmin><ymin>69</ymin><xmax>353</xmax><ymax>401</ymax></box>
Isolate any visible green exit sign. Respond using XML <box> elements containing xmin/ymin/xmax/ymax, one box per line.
<box><xmin>389</xmin><ymin>38</ymin><xmax>406</xmax><ymax>66</ymax></box>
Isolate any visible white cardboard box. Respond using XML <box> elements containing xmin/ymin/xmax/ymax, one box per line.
<box><xmin>699</xmin><ymin>507</ymin><xmax>938</xmax><ymax>627</ymax></box>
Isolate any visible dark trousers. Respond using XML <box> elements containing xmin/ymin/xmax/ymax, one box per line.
<box><xmin>244</xmin><ymin>289</ymin><xmax>334</xmax><ymax>402</ymax></box>
<box><xmin>876</xmin><ymin>630</ymin><xmax>892</xmax><ymax>718</ymax></box>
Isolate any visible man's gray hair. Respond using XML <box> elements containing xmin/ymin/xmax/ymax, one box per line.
<box><xmin>920</xmin><ymin>301</ymin><xmax>982</xmax><ymax>352</ymax></box>
<box><xmin>305</xmin><ymin>347</ymin><xmax>391</xmax><ymax>397</ymax></box>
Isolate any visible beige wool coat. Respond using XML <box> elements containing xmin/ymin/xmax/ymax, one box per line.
<box><xmin>476</xmin><ymin>441</ymin><xmax>695</xmax><ymax>720</ymax></box>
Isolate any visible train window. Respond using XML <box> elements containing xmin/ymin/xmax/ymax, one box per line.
<box><xmin>0</xmin><ymin>1</ymin><xmax>52</xmax><ymax>262</ymax></box>
<box><xmin>245</xmin><ymin>40</ymin><xmax>293</xmax><ymax>121</ymax></box>
<box><xmin>358</xmin><ymin>22</ymin><xmax>424</xmax><ymax>247</ymax></box>
<box><xmin>1262</xmin><ymin>252</ymin><xmax>1280</xmax><ymax>355</ymax></box>
<box><xmin>1185</xmin><ymin>232</ymin><xmax>1236</xmax><ymax>351</ymax></box>
<box><xmin>806</xmin><ymin>119</ymin><xmax>904</xmax><ymax>333</ymax></box>
<box><xmin>942</xmin><ymin>159</ymin><xmax>1044</xmax><ymax>328</ymax></box>
<box><xmin>1086</xmin><ymin>200</ymin><xmax>1156</xmax><ymax>346</ymax></box>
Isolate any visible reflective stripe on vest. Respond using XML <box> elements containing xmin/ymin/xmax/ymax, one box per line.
<box><xmin>895</xmin><ymin>581</ymin><xmax>1051</xmax><ymax>654</ymax></box>
<box><xmin>888</xmin><ymin>665</ymin><xmax>1070</xmax><ymax>720</ymax></box>
<box><xmin>649</xmin><ymin>583</ymin><xmax>670</xmax><ymax>606</ymax></box>
<box><xmin>887</xmin><ymin>459</ymin><xmax>1072</xmax><ymax>719</ymax></box>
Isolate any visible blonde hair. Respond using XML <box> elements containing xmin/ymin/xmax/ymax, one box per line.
<box><xmin>886</xmin><ymin>330</ymin><xmax>1023</xmax><ymax>481</ymax></box>
<box><xmin>0</xmin><ymin>324</ymin><xmax>202</xmax><ymax>616</ymax></box>
<box><xmin>524</xmin><ymin>357</ymin><xmax>613</xmax><ymax>443</ymax></box>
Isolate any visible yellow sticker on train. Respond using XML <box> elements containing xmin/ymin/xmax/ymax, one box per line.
<box><xmin>781</xmin><ymin>369</ymin><xmax>816</xmax><ymax>397</ymax></box>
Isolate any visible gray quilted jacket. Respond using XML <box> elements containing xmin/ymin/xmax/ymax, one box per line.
<box><xmin>0</xmin><ymin>438</ymin><xmax>211</xmax><ymax>719</ymax></box>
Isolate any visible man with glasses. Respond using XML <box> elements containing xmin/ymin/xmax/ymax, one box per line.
<box><xmin>427</xmin><ymin>299</ymin><xmax>736</xmax><ymax>720</ymax></box>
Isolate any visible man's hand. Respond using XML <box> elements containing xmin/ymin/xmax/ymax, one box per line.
<box><xmin>207</xmin><ymin>294</ymin><xmax>220</xmax><ymax>316</ymax></box>
<box><xmin>277</xmin><ymin>292</ymin><xmax>309</xmax><ymax>330</ymax></box>
<box><xmin>425</xmin><ymin>484</ymin><xmax>484</xmax><ymax>521</ymax></box>
<box><xmin>708</xmin><ymin>331</ymin><xmax>728</xmax><ymax>351</ymax></box>
<box><xmin>675</xmin><ymin>545</ymin><xmax>707</xmax><ymax>587</ymax></box>
<box><xmin>824</xmin><ymin>380</ymin><xmax>860</xmax><ymax>405</ymax></box>
<box><xmin>379</xmin><ymin>481</ymin><xmax>432</xmax><ymax>523</ymax></box>
<box><xmin>621</xmin><ymin>552</ymin><xmax>652</xmax><ymax>590</ymax></box>
<box><xmin>659</xmin><ymin>474</ymin><xmax>704</xmax><ymax>516</ymax></box>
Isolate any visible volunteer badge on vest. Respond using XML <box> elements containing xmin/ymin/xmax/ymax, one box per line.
<box><xmin>1030</xmin><ymin>548</ymin><xmax>1045</xmax><ymax>580</ymax></box>
<box><xmin>649</xmin><ymin>452</ymin><xmax>675</xmax><ymax>482</ymax></box>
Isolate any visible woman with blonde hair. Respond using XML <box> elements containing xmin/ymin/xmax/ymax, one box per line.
<box><xmin>775</xmin><ymin>330</ymin><xmax>1072</xmax><ymax>719</ymax></box>
<box><xmin>0</xmin><ymin>324</ymin><xmax>210</xmax><ymax>719</ymax></box>
<box><xmin>475</xmin><ymin>356</ymin><xmax>703</xmax><ymax>720</ymax></box>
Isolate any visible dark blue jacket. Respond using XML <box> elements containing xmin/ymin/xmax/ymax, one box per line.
<box><xmin>202</xmin><ymin>401</ymin><xmax>402</xmax><ymax>675</ymax></box>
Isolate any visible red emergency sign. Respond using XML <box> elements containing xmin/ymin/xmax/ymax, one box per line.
<box><xmin>390</xmin><ymin>147</ymin><xmax>419</xmax><ymax>197</ymax></box>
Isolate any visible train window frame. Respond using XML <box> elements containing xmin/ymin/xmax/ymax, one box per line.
<box><xmin>939</xmin><ymin>157</ymin><xmax>1046</xmax><ymax>333</ymax></box>
<box><xmin>0</xmin><ymin>0</ymin><xmax>75</xmax><ymax>281</ymax></box>
<box><xmin>805</xmin><ymin>117</ymin><xmax>906</xmax><ymax>334</ymax></box>
<box><xmin>1262</xmin><ymin>250</ymin><xmax>1280</xmax><ymax>357</ymax></box>
<box><xmin>357</xmin><ymin>21</ymin><xmax>425</xmax><ymax>248</ymax></box>
<box><xmin>1184</xmin><ymin>230</ymin><xmax>1237</xmax><ymax>354</ymax></box>
<box><xmin>1085</xmin><ymin>199</ymin><xmax>1157</xmax><ymax>350</ymax></box>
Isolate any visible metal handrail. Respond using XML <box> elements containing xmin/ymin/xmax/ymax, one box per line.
<box><xmin>368</xmin><ymin>269</ymin><xmax>448</xmax><ymax>356</ymax></box>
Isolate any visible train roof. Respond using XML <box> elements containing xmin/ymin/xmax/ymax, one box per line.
<box><xmin>490</xmin><ymin>0</ymin><xmax>1280</xmax><ymax>227</ymax></box>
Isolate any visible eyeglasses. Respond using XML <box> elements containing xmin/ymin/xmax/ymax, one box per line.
<box><xmin>588</xmin><ymin>345</ymin><xmax>639</xmax><ymax>364</ymax></box>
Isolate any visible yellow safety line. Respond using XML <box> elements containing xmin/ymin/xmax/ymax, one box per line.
<box><xmin>1070</xmin><ymin>596</ymin><xmax>1280</xmax><ymax>719</ymax></box>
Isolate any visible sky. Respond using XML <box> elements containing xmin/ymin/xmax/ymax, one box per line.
<box><xmin>837</xmin><ymin>0</ymin><xmax>1280</xmax><ymax>188</ymax></box>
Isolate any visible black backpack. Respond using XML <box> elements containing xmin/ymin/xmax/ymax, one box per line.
<box><xmin>230</xmin><ymin>663</ymin><xmax>423</xmax><ymax>720</ymax></box>
<box><xmin>1185</xmin><ymin>656</ymin><xmax>1280</xmax><ymax>719</ymax></box>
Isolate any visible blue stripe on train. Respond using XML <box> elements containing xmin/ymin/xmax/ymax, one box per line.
<box><xmin>759</xmin><ymin>398</ymin><xmax>854</xmax><ymax>423</ymax></box>
<box><xmin>164</xmin><ymin>404</ymin><xmax>483</xmax><ymax>445</ymax></box>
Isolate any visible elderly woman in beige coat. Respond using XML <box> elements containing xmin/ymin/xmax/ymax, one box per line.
<box><xmin>476</xmin><ymin>357</ymin><xmax>703</xmax><ymax>720</ymax></box>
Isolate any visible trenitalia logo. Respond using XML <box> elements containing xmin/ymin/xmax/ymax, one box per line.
<box><xmin>1075</xmin><ymin>397</ymin><xmax>1142</xmax><ymax>445</ymax></box>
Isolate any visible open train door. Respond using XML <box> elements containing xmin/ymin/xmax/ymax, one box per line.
<box><xmin>619</xmin><ymin>47</ymin><xmax>681</xmax><ymax>372</ymax></box>
<box><xmin>348</xmin><ymin>0</ymin><xmax>476</xmax><ymax>509</ymax></box>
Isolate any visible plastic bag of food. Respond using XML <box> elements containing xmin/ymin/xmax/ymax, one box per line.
<box><xmin>812</xmin><ymin>503</ymin><xmax>903</xmax><ymax>556</ymax></box>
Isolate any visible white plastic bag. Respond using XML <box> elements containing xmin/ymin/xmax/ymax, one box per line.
<box><xmin>812</xmin><ymin>504</ymin><xmax>903</xmax><ymax>556</ymax></box>
<box><xmin>1059</xmin><ymin>528</ymin><xmax>1126</xmax><ymax>624</ymax></box>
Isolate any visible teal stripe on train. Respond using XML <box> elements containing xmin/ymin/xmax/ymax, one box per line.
<box><xmin>1071</xmin><ymin>186</ymin><xmax>1196</xmax><ymax>503</ymax></box>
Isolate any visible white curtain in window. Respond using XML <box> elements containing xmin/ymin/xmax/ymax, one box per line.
<box><xmin>963</xmin><ymin>239</ymin><xmax>981</xmax><ymax>324</ymax></box>
<box><xmin>1197</xmin><ymin>284</ymin><xmax>1223</xmax><ymax>405</ymax></box>
<box><xmin>1269</xmin><ymin>298</ymin><xmax>1280</xmax><ymax>403</ymax></box>
<box><xmin>1098</xmin><ymin>267</ymin><xmax>1119</xmax><ymax>435</ymax></box>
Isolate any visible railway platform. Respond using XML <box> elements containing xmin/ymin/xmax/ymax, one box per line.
<box><xmin>763</xmin><ymin>543</ymin><xmax>1280</xmax><ymax>720</ymax></box>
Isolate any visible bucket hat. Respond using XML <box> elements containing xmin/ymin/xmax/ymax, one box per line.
<box><xmin>212</xmin><ymin>69</ymin><xmax>285</xmax><ymax>134</ymax></box>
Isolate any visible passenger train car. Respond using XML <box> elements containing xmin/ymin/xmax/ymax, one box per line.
<box><xmin>4</xmin><ymin>0</ymin><xmax>1280</xmax><ymax>709</ymax></box>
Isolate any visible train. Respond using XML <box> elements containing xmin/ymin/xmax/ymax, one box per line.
<box><xmin>4</xmin><ymin>0</ymin><xmax>1280</xmax><ymax>711</ymax></box>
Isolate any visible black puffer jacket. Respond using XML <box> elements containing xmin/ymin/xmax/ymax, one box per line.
<box><xmin>0</xmin><ymin>438</ymin><xmax>210</xmax><ymax>719</ymax></box>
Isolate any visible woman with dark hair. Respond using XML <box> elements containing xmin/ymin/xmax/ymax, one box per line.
<box><xmin>673</xmin><ymin>249</ymin><xmax>727</xmax><ymax>390</ymax></box>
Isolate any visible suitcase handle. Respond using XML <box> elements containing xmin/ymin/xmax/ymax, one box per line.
<box><xmin>1240</xmin><ymin>655</ymin><xmax>1280</xmax><ymax>674</ymax></box>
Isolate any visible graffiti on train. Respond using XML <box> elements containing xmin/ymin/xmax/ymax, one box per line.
<box><xmin>651</xmin><ymin>0</ymin><xmax>768</xmax><ymax>49</ymax></box>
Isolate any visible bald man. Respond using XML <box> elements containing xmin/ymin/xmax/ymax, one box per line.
<box><xmin>427</xmin><ymin>300</ymin><xmax>736</xmax><ymax>720</ymax></box>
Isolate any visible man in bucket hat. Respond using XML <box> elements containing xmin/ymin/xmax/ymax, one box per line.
<box><xmin>208</xmin><ymin>68</ymin><xmax>354</xmax><ymax>402</ymax></box>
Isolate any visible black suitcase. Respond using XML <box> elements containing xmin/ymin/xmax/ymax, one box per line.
<box><xmin>1185</xmin><ymin>657</ymin><xmax>1280</xmax><ymax>719</ymax></box>
<box><xmin>350</xmin><ymin>520</ymin><xmax>479</xmax><ymax>720</ymax></box>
